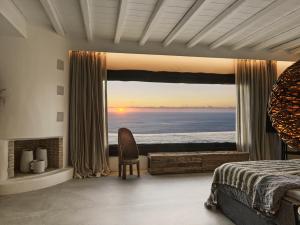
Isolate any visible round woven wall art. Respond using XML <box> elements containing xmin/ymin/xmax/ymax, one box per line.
<box><xmin>268</xmin><ymin>60</ymin><xmax>300</xmax><ymax>149</ymax></box>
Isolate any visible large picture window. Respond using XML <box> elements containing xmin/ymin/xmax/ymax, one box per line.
<box><xmin>108</xmin><ymin>81</ymin><xmax>235</xmax><ymax>145</ymax></box>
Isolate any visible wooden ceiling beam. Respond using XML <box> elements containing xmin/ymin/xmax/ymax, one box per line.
<box><xmin>80</xmin><ymin>0</ymin><xmax>93</xmax><ymax>41</ymax></box>
<box><xmin>139</xmin><ymin>0</ymin><xmax>167</xmax><ymax>46</ymax></box>
<box><xmin>0</xmin><ymin>0</ymin><xmax>27</xmax><ymax>38</ymax></box>
<box><xmin>114</xmin><ymin>0</ymin><xmax>128</xmax><ymax>44</ymax></box>
<box><xmin>163</xmin><ymin>0</ymin><xmax>206</xmax><ymax>47</ymax></box>
<box><xmin>209</xmin><ymin>0</ymin><xmax>286</xmax><ymax>50</ymax></box>
<box><xmin>40</xmin><ymin>0</ymin><xmax>64</xmax><ymax>36</ymax></box>
<box><xmin>187</xmin><ymin>0</ymin><xmax>245</xmax><ymax>48</ymax></box>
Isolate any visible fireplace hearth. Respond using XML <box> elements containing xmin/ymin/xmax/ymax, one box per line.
<box><xmin>8</xmin><ymin>137</ymin><xmax>63</xmax><ymax>178</ymax></box>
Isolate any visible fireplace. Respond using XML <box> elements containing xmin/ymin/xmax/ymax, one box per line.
<box><xmin>0</xmin><ymin>137</ymin><xmax>73</xmax><ymax>195</ymax></box>
<box><xmin>7</xmin><ymin>137</ymin><xmax>63</xmax><ymax>178</ymax></box>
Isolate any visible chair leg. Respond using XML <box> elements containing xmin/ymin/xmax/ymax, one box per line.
<box><xmin>130</xmin><ymin>165</ymin><xmax>133</xmax><ymax>175</ymax></box>
<box><xmin>118</xmin><ymin>163</ymin><xmax>121</xmax><ymax>177</ymax></box>
<box><xmin>137</xmin><ymin>161</ymin><xmax>140</xmax><ymax>177</ymax></box>
<box><xmin>122</xmin><ymin>164</ymin><xmax>127</xmax><ymax>180</ymax></box>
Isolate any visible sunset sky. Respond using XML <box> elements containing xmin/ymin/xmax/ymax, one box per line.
<box><xmin>108</xmin><ymin>81</ymin><xmax>235</xmax><ymax>112</ymax></box>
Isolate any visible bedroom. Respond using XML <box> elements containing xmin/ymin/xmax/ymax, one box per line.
<box><xmin>0</xmin><ymin>0</ymin><xmax>300</xmax><ymax>225</ymax></box>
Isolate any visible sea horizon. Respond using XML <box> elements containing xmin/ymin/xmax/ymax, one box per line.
<box><xmin>108</xmin><ymin>106</ymin><xmax>235</xmax><ymax>113</ymax></box>
<box><xmin>108</xmin><ymin>109</ymin><xmax>236</xmax><ymax>144</ymax></box>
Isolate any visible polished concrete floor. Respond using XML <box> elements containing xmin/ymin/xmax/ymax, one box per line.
<box><xmin>0</xmin><ymin>173</ymin><xmax>234</xmax><ymax>225</ymax></box>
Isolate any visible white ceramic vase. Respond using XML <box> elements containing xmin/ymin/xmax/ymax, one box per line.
<box><xmin>30</xmin><ymin>160</ymin><xmax>45</xmax><ymax>174</ymax></box>
<box><xmin>20</xmin><ymin>149</ymin><xmax>33</xmax><ymax>173</ymax></box>
<box><xmin>36</xmin><ymin>148</ymin><xmax>48</xmax><ymax>169</ymax></box>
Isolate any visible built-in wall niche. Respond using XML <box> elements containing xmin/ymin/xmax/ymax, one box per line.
<box><xmin>0</xmin><ymin>88</ymin><xmax>6</xmax><ymax>105</ymax></box>
<box><xmin>57</xmin><ymin>85</ymin><xmax>64</xmax><ymax>95</ymax></box>
<box><xmin>8</xmin><ymin>137</ymin><xmax>63</xmax><ymax>178</ymax></box>
<box><xmin>57</xmin><ymin>112</ymin><xmax>64</xmax><ymax>122</ymax></box>
<box><xmin>57</xmin><ymin>59</ymin><xmax>64</xmax><ymax>71</ymax></box>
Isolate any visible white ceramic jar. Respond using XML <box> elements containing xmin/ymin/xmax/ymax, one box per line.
<box><xmin>20</xmin><ymin>149</ymin><xmax>33</xmax><ymax>173</ymax></box>
<box><xmin>36</xmin><ymin>148</ymin><xmax>48</xmax><ymax>169</ymax></box>
<box><xmin>30</xmin><ymin>160</ymin><xmax>45</xmax><ymax>174</ymax></box>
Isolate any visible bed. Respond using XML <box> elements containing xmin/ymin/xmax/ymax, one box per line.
<box><xmin>206</xmin><ymin>160</ymin><xmax>300</xmax><ymax>225</ymax></box>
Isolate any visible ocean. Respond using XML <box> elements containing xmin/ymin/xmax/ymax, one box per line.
<box><xmin>108</xmin><ymin>110</ymin><xmax>236</xmax><ymax>144</ymax></box>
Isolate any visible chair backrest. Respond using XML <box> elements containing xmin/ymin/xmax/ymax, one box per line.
<box><xmin>118</xmin><ymin>128</ymin><xmax>139</xmax><ymax>160</ymax></box>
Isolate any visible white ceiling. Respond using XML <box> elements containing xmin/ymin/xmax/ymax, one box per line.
<box><xmin>1</xmin><ymin>0</ymin><xmax>300</xmax><ymax>58</ymax></box>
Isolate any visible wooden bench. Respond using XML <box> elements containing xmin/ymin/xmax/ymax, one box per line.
<box><xmin>148</xmin><ymin>151</ymin><xmax>249</xmax><ymax>175</ymax></box>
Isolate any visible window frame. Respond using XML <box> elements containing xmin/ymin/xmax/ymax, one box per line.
<box><xmin>107</xmin><ymin>69</ymin><xmax>236</xmax><ymax>155</ymax></box>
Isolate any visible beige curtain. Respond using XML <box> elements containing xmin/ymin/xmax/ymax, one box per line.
<box><xmin>69</xmin><ymin>51</ymin><xmax>110</xmax><ymax>178</ymax></box>
<box><xmin>236</xmin><ymin>59</ymin><xmax>281</xmax><ymax>160</ymax></box>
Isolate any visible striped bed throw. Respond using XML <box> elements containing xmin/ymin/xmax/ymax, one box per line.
<box><xmin>206</xmin><ymin>159</ymin><xmax>300</xmax><ymax>215</ymax></box>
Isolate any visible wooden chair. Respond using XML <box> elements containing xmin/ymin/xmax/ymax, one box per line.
<box><xmin>118</xmin><ymin>128</ymin><xmax>140</xmax><ymax>179</ymax></box>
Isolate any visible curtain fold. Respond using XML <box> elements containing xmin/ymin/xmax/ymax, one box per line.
<box><xmin>69</xmin><ymin>51</ymin><xmax>110</xmax><ymax>178</ymax></box>
<box><xmin>236</xmin><ymin>59</ymin><xmax>280</xmax><ymax>160</ymax></box>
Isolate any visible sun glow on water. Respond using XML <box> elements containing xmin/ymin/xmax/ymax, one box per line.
<box><xmin>116</xmin><ymin>107</ymin><xmax>126</xmax><ymax>113</ymax></box>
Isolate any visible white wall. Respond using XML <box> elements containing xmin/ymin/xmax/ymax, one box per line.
<box><xmin>107</xmin><ymin>53</ymin><xmax>235</xmax><ymax>74</ymax></box>
<box><xmin>277</xmin><ymin>61</ymin><xmax>295</xmax><ymax>76</ymax></box>
<box><xmin>107</xmin><ymin>54</ymin><xmax>294</xmax><ymax>76</ymax></box>
<box><xmin>0</xmin><ymin>25</ymin><xmax>70</xmax><ymax>167</ymax></box>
